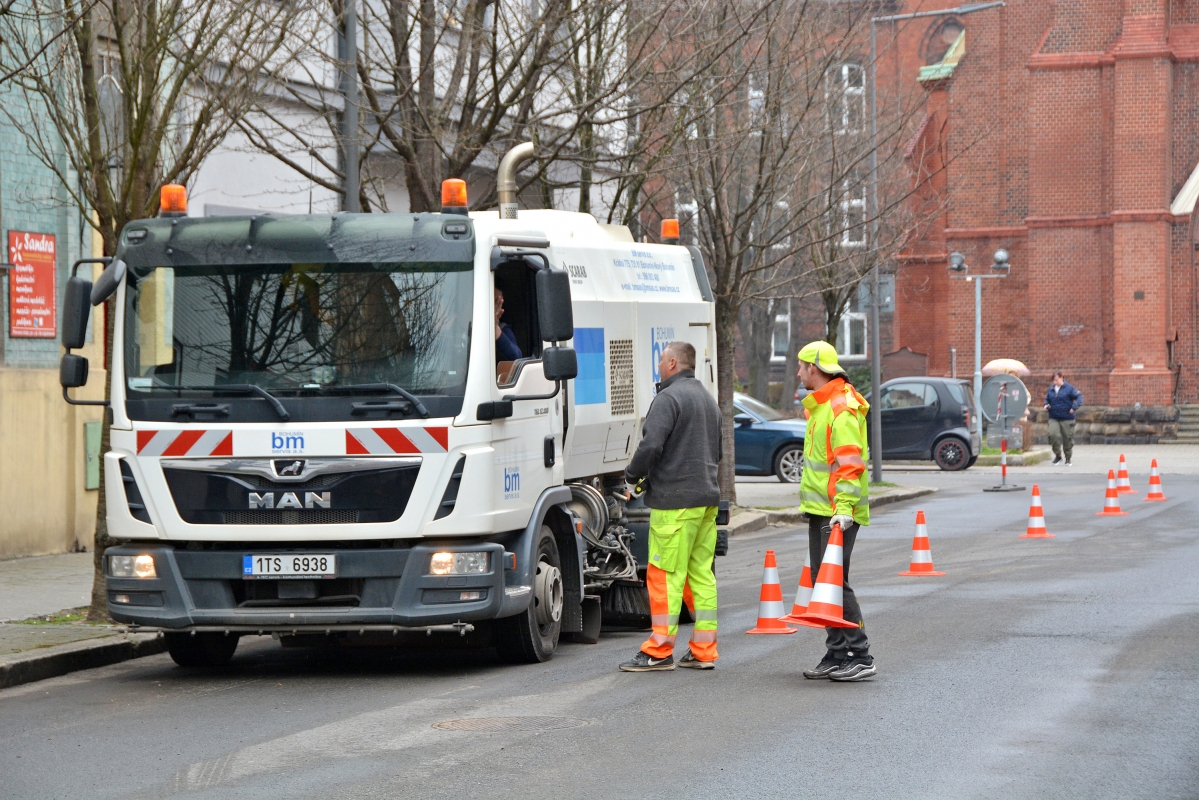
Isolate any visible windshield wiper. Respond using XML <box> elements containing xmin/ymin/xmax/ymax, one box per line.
<box><xmin>148</xmin><ymin>384</ymin><xmax>290</xmax><ymax>421</ymax></box>
<box><xmin>332</xmin><ymin>383</ymin><xmax>430</xmax><ymax>418</ymax></box>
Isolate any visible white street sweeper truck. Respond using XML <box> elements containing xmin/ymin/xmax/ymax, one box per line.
<box><xmin>59</xmin><ymin>145</ymin><xmax>723</xmax><ymax>666</ymax></box>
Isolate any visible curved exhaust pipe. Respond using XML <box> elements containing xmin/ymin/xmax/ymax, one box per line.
<box><xmin>497</xmin><ymin>142</ymin><xmax>535</xmax><ymax>220</ymax></box>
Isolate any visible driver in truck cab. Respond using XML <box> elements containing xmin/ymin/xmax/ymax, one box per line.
<box><xmin>619</xmin><ymin>341</ymin><xmax>722</xmax><ymax>672</ymax></box>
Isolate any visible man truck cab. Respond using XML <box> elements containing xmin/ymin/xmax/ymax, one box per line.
<box><xmin>60</xmin><ymin>152</ymin><xmax>719</xmax><ymax>667</ymax></box>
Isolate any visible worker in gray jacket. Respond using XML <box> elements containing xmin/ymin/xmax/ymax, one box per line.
<box><xmin>619</xmin><ymin>341</ymin><xmax>723</xmax><ymax>672</ymax></box>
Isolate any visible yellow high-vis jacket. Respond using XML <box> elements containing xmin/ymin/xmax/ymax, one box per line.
<box><xmin>799</xmin><ymin>378</ymin><xmax>870</xmax><ymax>525</ymax></box>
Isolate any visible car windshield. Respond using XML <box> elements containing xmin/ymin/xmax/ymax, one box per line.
<box><xmin>737</xmin><ymin>394</ymin><xmax>785</xmax><ymax>421</ymax></box>
<box><xmin>124</xmin><ymin>261</ymin><xmax>473</xmax><ymax>397</ymax></box>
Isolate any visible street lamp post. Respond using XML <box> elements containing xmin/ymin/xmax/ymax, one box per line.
<box><xmin>866</xmin><ymin>1</ymin><xmax>1005</xmax><ymax>484</ymax></box>
<box><xmin>949</xmin><ymin>249</ymin><xmax>1011</xmax><ymax>434</ymax></box>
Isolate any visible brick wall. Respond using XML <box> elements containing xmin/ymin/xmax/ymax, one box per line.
<box><xmin>890</xmin><ymin>0</ymin><xmax>1199</xmax><ymax>413</ymax></box>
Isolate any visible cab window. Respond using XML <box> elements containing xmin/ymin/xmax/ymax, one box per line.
<box><xmin>880</xmin><ymin>383</ymin><xmax>936</xmax><ymax>409</ymax></box>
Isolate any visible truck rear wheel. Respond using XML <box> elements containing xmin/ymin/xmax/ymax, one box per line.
<box><xmin>164</xmin><ymin>632</ymin><xmax>240</xmax><ymax>667</ymax></box>
<box><xmin>494</xmin><ymin>525</ymin><xmax>562</xmax><ymax>663</ymax></box>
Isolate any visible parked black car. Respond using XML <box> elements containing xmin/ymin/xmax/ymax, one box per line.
<box><xmin>867</xmin><ymin>377</ymin><xmax>980</xmax><ymax>471</ymax></box>
<box><xmin>732</xmin><ymin>393</ymin><xmax>807</xmax><ymax>483</ymax></box>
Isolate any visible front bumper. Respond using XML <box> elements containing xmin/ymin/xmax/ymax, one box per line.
<box><xmin>105</xmin><ymin>542</ymin><xmax>533</xmax><ymax>631</ymax></box>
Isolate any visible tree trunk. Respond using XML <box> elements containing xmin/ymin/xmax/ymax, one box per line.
<box><xmin>86</xmin><ymin>296</ymin><xmax>116</xmax><ymax>621</ymax></box>
<box><xmin>743</xmin><ymin>299</ymin><xmax>772</xmax><ymax>402</ymax></box>
<box><xmin>715</xmin><ymin>293</ymin><xmax>739</xmax><ymax>505</ymax></box>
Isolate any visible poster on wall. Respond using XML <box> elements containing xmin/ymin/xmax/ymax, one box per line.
<box><xmin>7</xmin><ymin>230</ymin><xmax>57</xmax><ymax>338</ymax></box>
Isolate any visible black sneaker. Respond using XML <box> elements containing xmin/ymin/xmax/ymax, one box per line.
<box><xmin>619</xmin><ymin>650</ymin><xmax>675</xmax><ymax>672</ymax></box>
<box><xmin>829</xmin><ymin>653</ymin><xmax>876</xmax><ymax>681</ymax></box>
<box><xmin>1064</xmin><ymin>460</ymin><xmax>1072</xmax><ymax>466</ymax></box>
<box><xmin>802</xmin><ymin>651</ymin><xmax>844</xmax><ymax>680</ymax></box>
<box><xmin>1052</xmin><ymin>455</ymin><xmax>1062</xmax><ymax>465</ymax></box>
<box><xmin>678</xmin><ymin>650</ymin><xmax>715</xmax><ymax>670</ymax></box>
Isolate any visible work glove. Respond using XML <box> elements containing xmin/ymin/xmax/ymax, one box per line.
<box><xmin>828</xmin><ymin>514</ymin><xmax>854</xmax><ymax>534</ymax></box>
<box><xmin>625</xmin><ymin>478</ymin><xmax>648</xmax><ymax>499</ymax></box>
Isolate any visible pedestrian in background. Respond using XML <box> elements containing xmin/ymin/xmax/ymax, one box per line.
<box><xmin>795</xmin><ymin>341</ymin><xmax>876</xmax><ymax>682</ymax></box>
<box><xmin>619</xmin><ymin>341</ymin><xmax>722</xmax><ymax>672</ymax></box>
<box><xmin>1044</xmin><ymin>371</ymin><xmax>1082</xmax><ymax>466</ymax></box>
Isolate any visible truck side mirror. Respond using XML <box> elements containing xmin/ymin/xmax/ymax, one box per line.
<box><xmin>62</xmin><ymin>276</ymin><xmax>92</xmax><ymax>349</ymax></box>
<box><xmin>535</xmin><ymin>268</ymin><xmax>573</xmax><ymax>342</ymax></box>
<box><xmin>60</xmin><ymin>354</ymin><xmax>89</xmax><ymax>388</ymax></box>
<box><xmin>542</xmin><ymin>346</ymin><xmax>578</xmax><ymax>381</ymax></box>
<box><xmin>90</xmin><ymin>258</ymin><xmax>126</xmax><ymax>306</ymax></box>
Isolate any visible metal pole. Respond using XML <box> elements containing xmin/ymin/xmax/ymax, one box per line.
<box><xmin>974</xmin><ymin>275</ymin><xmax>982</xmax><ymax>436</ymax></box>
<box><xmin>340</xmin><ymin>0</ymin><xmax>361</xmax><ymax>213</ymax></box>
<box><xmin>867</xmin><ymin>20</ymin><xmax>883</xmax><ymax>484</ymax></box>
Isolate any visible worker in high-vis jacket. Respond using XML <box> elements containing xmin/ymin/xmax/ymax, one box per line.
<box><xmin>619</xmin><ymin>341</ymin><xmax>722</xmax><ymax>672</ymax></box>
<box><xmin>796</xmin><ymin>341</ymin><xmax>877</xmax><ymax>682</ymax></box>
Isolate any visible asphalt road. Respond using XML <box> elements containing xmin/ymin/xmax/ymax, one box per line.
<box><xmin>2</xmin><ymin>470</ymin><xmax>1197</xmax><ymax>800</ymax></box>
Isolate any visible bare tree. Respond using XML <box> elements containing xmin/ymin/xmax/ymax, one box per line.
<box><xmin>235</xmin><ymin>0</ymin><xmax>752</xmax><ymax>220</ymax></box>
<box><xmin>0</xmin><ymin>0</ymin><xmax>302</xmax><ymax>618</ymax></box>
<box><xmin>652</xmin><ymin>0</ymin><xmax>930</xmax><ymax>501</ymax></box>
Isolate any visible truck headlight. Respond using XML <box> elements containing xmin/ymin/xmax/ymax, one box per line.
<box><xmin>429</xmin><ymin>551</ymin><xmax>489</xmax><ymax>575</ymax></box>
<box><xmin>110</xmin><ymin>554</ymin><xmax>157</xmax><ymax>579</ymax></box>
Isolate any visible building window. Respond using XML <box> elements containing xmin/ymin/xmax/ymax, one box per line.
<box><xmin>771</xmin><ymin>307</ymin><xmax>790</xmax><ymax>362</ymax></box>
<box><xmin>835</xmin><ymin>313</ymin><xmax>867</xmax><ymax>361</ymax></box>
<box><xmin>829</xmin><ymin>62</ymin><xmax>865</xmax><ymax>136</ymax></box>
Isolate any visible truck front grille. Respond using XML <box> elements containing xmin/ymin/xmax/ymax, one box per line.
<box><xmin>222</xmin><ymin>510</ymin><xmax>360</xmax><ymax>525</ymax></box>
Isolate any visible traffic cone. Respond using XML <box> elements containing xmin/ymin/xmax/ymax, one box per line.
<box><xmin>1020</xmin><ymin>484</ymin><xmax>1055</xmax><ymax>538</ymax></box>
<box><xmin>780</xmin><ymin>551</ymin><xmax>824</xmax><ymax>628</ymax></box>
<box><xmin>746</xmin><ymin>550</ymin><xmax>796</xmax><ymax>634</ymax></box>
<box><xmin>793</xmin><ymin>525</ymin><xmax>861</xmax><ymax>629</ymax></box>
<box><xmin>899</xmin><ymin>511</ymin><xmax>946</xmax><ymax>575</ymax></box>
<box><xmin>1096</xmin><ymin>470</ymin><xmax>1129</xmax><ymax>516</ymax></box>
<box><xmin>1145</xmin><ymin>459</ymin><xmax>1168</xmax><ymax>501</ymax></box>
<box><xmin>1116</xmin><ymin>454</ymin><xmax>1137</xmax><ymax>494</ymax></box>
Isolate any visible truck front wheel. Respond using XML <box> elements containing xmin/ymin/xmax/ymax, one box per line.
<box><xmin>494</xmin><ymin>525</ymin><xmax>562</xmax><ymax>663</ymax></box>
<box><xmin>164</xmin><ymin>632</ymin><xmax>240</xmax><ymax>667</ymax></box>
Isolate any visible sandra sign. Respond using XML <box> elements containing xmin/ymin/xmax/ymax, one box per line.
<box><xmin>8</xmin><ymin>231</ymin><xmax>57</xmax><ymax>339</ymax></box>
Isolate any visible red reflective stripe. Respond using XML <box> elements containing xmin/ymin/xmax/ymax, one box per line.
<box><xmin>161</xmin><ymin>430</ymin><xmax>203</xmax><ymax>457</ymax></box>
<box><xmin>137</xmin><ymin>430</ymin><xmax>157</xmax><ymax>453</ymax></box>
<box><xmin>210</xmin><ymin>432</ymin><xmax>233</xmax><ymax>457</ymax></box>
<box><xmin>345</xmin><ymin>431</ymin><xmax>369</xmax><ymax>454</ymax></box>
<box><xmin>374</xmin><ymin>428</ymin><xmax>416</xmax><ymax>454</ymax></box>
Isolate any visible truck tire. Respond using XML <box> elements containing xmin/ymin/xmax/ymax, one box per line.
<box><xmin>494</xmin><ymin>525</ymin><xmax>562</xmax><ymax>663</ymax></box>
<box><xmin>164</xmin><ymin>632</ymin><xmax>239</xmax><ymax>667</ymax></box>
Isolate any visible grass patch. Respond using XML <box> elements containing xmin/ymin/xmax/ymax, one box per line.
<box><xmin>870</xmin><ymin>480</ymin><xmax>901</xmax><ymax>488</ymax></box>
<box><xmin>15</xmin><ymin>607</ymin><xmax>92</xmax><ymax>625</ymax></box>
<box><xmin>980</xmin><ymin>445</ymin><xmax>1028</xmax><ymax>456</ymax></box>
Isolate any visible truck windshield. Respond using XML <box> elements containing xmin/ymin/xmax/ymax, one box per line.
<box><xmin>123</xmin><ymin>261</ymin><xmax>473</xmax><ymax>398</ymax></box>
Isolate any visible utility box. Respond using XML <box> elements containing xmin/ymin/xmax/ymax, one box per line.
<box><xmin>84</xmin><ymin>421</ymin><xmax>102</xmax><ymax>490</ymax></box>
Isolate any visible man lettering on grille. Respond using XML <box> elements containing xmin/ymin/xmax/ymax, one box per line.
<box><xmin>796</xmin><ymin>341</ymin><xmax>877</xmax><ymax>681</ymax></box>
<box><xmin>619</xmin><ymin>341</ymin><xmax>722</xmax><ymax>672</ymax></box>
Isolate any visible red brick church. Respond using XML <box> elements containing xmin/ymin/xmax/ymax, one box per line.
<box><xmin>890</xmin><ymin>0</ymin><xmax>1199</xmax><ymax>428</ymax></box>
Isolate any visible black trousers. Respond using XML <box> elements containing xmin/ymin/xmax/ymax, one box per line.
<box><xmin>807</xmin><ymin>515</ymin><xmax>869</xmax><ymax>656</ymax></box>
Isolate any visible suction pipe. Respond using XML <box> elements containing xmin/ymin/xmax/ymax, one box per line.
<box><xmin>497</xmin><ymin>142</ymin><xmax>535</xmax><ymax>219</ymax></box>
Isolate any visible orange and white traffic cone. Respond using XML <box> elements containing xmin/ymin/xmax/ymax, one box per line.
<box><xmin>1145</xmin><ymin>459</ymin><xmax>1168</xmax><ymax>502</ymax></box>
<box><xmin>780</xmin><ymin>551</ymin><xmax>823</xmax><ymax>628</ymax></box>
<box><xmin>793</xmin><ymin>525</ymin><xmax>860</xmax><ymax>629</ymax></box>
<box><xmin>899</xmin><ymin>510</ymin><xmax>945</xmax><ymax>576</ymax></box>
<box><xmin>1116</xmin><ymin>454</ymin><xmax>1137</xmax><ymax>494</ymax></box>
<box><xmin>1020</xmin><ymin>484</ymin><xmax>1055</xmax><ymax>538</ymax></box>
<box><xmin>1096</xmin><ymin>469</ymin><xmax>1129</xmax><ymax>516</ymax></box>
<box><xmin>746</xmin><ymin>550</ymin><xmax>796</xmax><ymax>634</ymax></box>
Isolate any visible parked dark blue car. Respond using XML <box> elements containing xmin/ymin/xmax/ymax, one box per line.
<box><xmin>733</xmin><ymin>393</ymin><xmax>807</xmax><ymax>483</ymax></box>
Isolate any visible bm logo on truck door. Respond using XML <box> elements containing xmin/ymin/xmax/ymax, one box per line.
<box><xmin>271</xmin><ymin>432</ymin><xmax>306</xmax><ymax>454</ymax></box>
<box><xmin>503</xmin><ymin>467</ymin><xmax>521</xmax><ymax>500</ymax></box>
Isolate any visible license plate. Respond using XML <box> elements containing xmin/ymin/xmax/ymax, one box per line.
<box><xmin>243</xmin><ymin>554</ymin><xmax>336</xmax><ymax>578</ymax></box>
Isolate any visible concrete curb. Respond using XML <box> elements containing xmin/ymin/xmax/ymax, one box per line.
<box><xmin>0</xmin><ymin>631</ymin><xmax>166</xmax><ymax>690</ymax></box>
<box><xmin>975</xmin><ymin>448</ymin><xmax>1052</xmax><ymax>467</ymax></box>
<box><xmin>728</xmin><ymin>486</ymin><xmax>938</xmax><ymax>536</ymax></box>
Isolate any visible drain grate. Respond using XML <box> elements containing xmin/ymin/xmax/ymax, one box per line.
<box><xmin>432</xmin><ymin>716</ymin><xmax>588</xmax><ymax>732</ymax></box>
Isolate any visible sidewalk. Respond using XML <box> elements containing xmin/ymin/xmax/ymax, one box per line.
<box><xmin>0</xmin><ymin>552</ymin><xmax>94</xmax><ymax>622</ymax></box>
<box><xmin>0</xmin><ymin>553</ymin><xmax>165</xmax><ymax>690</ymax></box>
<box><xmin>728</xmin><ymin>483</ymin><xmax>936</xmax><ymax>537</ymax></box>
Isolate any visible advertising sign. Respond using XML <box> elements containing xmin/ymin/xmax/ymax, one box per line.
<box><xmin>8</xmin><ymin>230</ymin><xmax>57</xmax><ymax>338</ymax></box>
